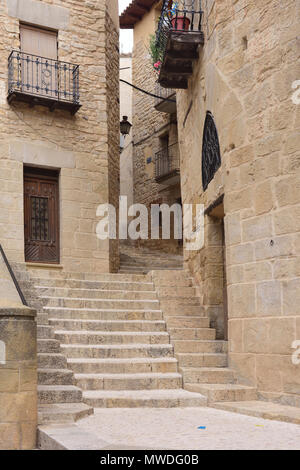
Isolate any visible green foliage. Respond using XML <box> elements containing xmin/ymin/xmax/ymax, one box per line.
<box><xmin>149</xmin><ymin>34</ymin><xmax>161</xmax><ymax>65</ymax></box>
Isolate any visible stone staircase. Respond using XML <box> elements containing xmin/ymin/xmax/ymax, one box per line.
<box><xmin>14</xmin><ymin>266</ymin><xmax>93</xmax><ymax>424</ymax></box>
<box><xmin>151</xmin><ymin>269</ymin><xmax>257</xmax><ymax>404</ymax></box>
<box><xmin>15</xmin><ymin>251</ymin><xmax>257</xmax><ymax>427</ymax></box>
<box><xmin>119</xmin><ymin>245</ymin><xmax>183</xmax><ymax>273</ymax></box>
<box><xmin>25</xmin><ymin>269</ymin><xmax>207</xmax><ymax>416</ymax></box>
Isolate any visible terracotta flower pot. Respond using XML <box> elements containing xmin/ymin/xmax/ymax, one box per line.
<box><xmin>171</xmin><ymin>16</ymin><xmax>190</xmax><ymax>31</ymax></box>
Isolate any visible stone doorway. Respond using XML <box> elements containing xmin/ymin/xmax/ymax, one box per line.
<box><xmin>24</xmin><ymin>166</ymin><xmax>60</xmax><ymax>264</ymax></box>
<box><xmin>206</xmin><ymin>198</ymin><xmax>228</xmax><ymax>340</ymax></box>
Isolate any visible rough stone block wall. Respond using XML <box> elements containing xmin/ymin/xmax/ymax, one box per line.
<box><xmin>0</xmin><ymin>0</ymin><xmax>119</xmax><ymax>273</ymax></box>
<box><xmin>106</xmin><ymin>10</ymin><xmax>120</xmax><ymax>273</ymax></box>
<box><xmin>176</xmin><ymin>0</ymin><xmax>300</xmax><ymax>403</ymax></box>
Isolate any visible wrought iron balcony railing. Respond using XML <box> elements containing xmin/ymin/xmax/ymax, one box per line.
<box><xmin>155</xmin><ymin>142</ymin><xmax>180</xmax><ymax>182</ymax></box>
<box><xmin>154</xmin><ymin>82</ymin><xmax>177</xmax><ymax>113</ymax></box>
<box><xmin>8</xmin><ymin>51</ymin><xmax>81</xmax><ymax>114</ymax></box>
<box><xmin>155</xmin><ymin>0</ymin><xmax>204</xmax><ymax>89</ymax></box>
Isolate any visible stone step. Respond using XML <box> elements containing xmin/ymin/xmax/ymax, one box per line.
<box><xmin>180</xmin><ymin>367</ymin><xmax>236</xmax><ymax>384</ymax></box>
<box><xmin>37</xmin><ymin>325</ymin><xmax>54</xmax><ymax>339</ymax></box>
<box><xmin>153</xmin><ymin>277</ymin><xmax>193</xmax><ymax>287</ymax></box>
<box><xmin>119</xmin><ymin>265</ymin><xmax>182</xmax><ymax>271</ymax></box>
<box><xmin>157</xmin><ymin>287</ymin><xmax>196</xmax><ymax>297</ymax></box>
<box><xmin>29</xmin><ymin>272</ymin><xmax>150</xmax><ymax>282</ymax></box>
<box><xmin>38</xmin><ymin>423</ymin><xmax>110</xmax><ymax>450</ymax></box>
<box><xmin>68</xmin><ymin>357</ymin><xmax>178</xmax><ymax>374</ymax></box>
<box><xmin>54</xmin><ymin>330</ymin><xmax>170</xmax><ymax>345</ymax></box>
<box><xmin>41</xmin><ymin>296</ymin><xmax>160</xmax><ymax>310</ymax></box>
<box><xmin>118</xmin><ymin>269</ymin><xmax>149</xmax><ymax>274</ymax></box>
<box><xmin>173</xmin><ymin>340</ymin><xmax>228</xmax><ymax>354</ymax></box>
<box><xmin>120</xmin><ymin>253</ymin><xmax>182</xmax><ymax>261</ymax></box>
<box><xmin>162</xmin><ymin>305</ymin><xmax>206</xmax><ymax>316</ymax></box>
<box><xmin>38</xmin><ymin>339</ymin><xmax>61</xmax><ymax>353</ymax></box>
<box><xmin>49</xmin><ymin>318</ymin><xmax>166</xmax><ymax>332</ymax></box>
<box><xmin>151</xmin><ymin>270</ymin><xmax>190</xmax><ymax>281</ymax></box>
<box><xmin>36</xmin><ymin>286</ymin><xmax>158</xmax><ymax>300</ymax></box>
<box><xmin>82</xmin><ymin>389</ymin><xmax>207</xmax><ymax>408</ymax></box>
<box><xmin>38</xmin><ymin>385</ymin><xmax>82</xmax><ymax>404</ymax></box>
<box><xmin>38</xmin><ymin>368</ymin><xmax>74</xmax><ymax>386</ymax></box>
<box><xmin>37</xmin><ymin>313</ymin><xmax>49</xmax><ymax>325</ymax></box>
<box><xmin>160</xmin><ymin>297</ymin><xmax>201</xmax><ymax>306</ymax></box>
<box><xmin>169</xmin><ymin>327</ymin><xmax>216</xmax><ymax>340</ymax></box>
<box><xmin>121</xmin><ymin>258</ymin><xmax>182</xmax><ymax>265</ymax></box>
<box><xmin>211</xmin><ymin>401</ymin><xmax>300</xmax><ymax>425</ymax></box>
<box><xmin>38</xmin><ymin>403</ymin><xmax>94</xmax><ymax>425</ymax></box>
<box><xmin>44</xmin><ymin>307</ymin><xmax>163</xmax><ymax>321</ymax></box>
<box><xmin>35</xmin><ymin>279</ymin><xmax>155</xmax><ymax>291</ymax></box>
<box><xmin>38</xmin><ymin>353</ymin><xmax>67</xmax><ymax>369</ymax></box>
<box><xmin>166</xmin><ymin>317</ymin><xmax>210</xmax><ymax>328</ymax></box>
<box><xmin>185</xmin><ymin>383</ymin><xmax>257</xmax><ymax>403</ymax></box>
<box><xmin>61</xmin><ymin>343</ymin><xmax>174</xmax><ymax>359</ymax></box>
<box><xmin>74</xmin><ymin>372</ymin><xmax>183</xmax><ymax>391</ymax></box>
<box><xmin>175</xmin><ymin>353</ymin><xmax>228</xmax><ymax>368</ymax></box>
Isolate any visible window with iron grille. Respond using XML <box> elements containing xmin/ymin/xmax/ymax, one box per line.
<box><xmin>202</xmin><ymin>112</ymin><xmax>221</xmax><ymax>191</ymax></box>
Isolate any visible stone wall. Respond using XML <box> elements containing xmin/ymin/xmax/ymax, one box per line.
<box><xmin>0</xmin><ymin>0</ymin><xmax>119</xmax><ymax>273</ymax></box>
<box><xmin>106</xmin><ymin>9</ymin><xmax>120</xmax><ymax>273</ymax></box>
<box><xmin>0</xmin><ymin>247</ymin><xmax>37</xmax><ymax>450</ymax></box>
<box><xmin>176</xmin><ymin>0</ymin><xmax>300</xmax><ymax>404</ymax></box>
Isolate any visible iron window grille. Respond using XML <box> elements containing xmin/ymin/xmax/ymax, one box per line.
<box><xmin>202</xmin><ymin>112</ymin><xmax>222</xmax><ymax>191</ymax></box>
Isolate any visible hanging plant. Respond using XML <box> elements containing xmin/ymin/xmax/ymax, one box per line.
<box><xmin>149</xmin><ymin>34</ymin><xmax>162</xmax><ymax>73</ymax></box>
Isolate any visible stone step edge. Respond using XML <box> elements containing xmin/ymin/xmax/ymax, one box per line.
<box><xmin>40</xmin><ymin>296</ymin><xmax>160</xmax><ymax>302</ymax></box>
<box><xmin>44</xmin><ymin>307</ymin><xmax>163</xmax><ymax>313</ymax></box>
<box><xmin>35</xmin><ymin>287</ymin><xmax>157</xmax><ymax>294</ymax></box>
<box><xmin>210</xmin><ymin>401</ymin><xmax>300</xmax><ymax>425</ymax></box>
<box><xmin>60</xmin><ymin>343</ymin><xmax>173</xmax><ymax>349</ymax></box>
<box><xmin>74</xmin><ymin>372</ymin><xmax>182</xmax><ymax>380</ymax></box>
<box><xmin>68</xmin><ymin>357</ymin><xmax>178</xmax><ymax>364</ymax></box>
<box><xmin>54</xmin><ymin>330</ymin><xmax>169</xmax><ymax>337</ymax></box>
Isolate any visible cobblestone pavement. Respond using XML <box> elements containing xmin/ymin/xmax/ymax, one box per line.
<box><xmin>78</xmin><ymin>407</ymin><xmax>300</xmax><ymax>450</ymax></box>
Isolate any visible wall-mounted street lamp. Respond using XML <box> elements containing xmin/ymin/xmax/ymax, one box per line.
<box><xmin>120</xmin><ymin>115</ymin><xmax>132</xmax><ymax>137</ymax></box>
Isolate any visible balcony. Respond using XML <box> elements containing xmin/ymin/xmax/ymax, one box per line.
<box><xmin>155</xmin><ymin>142</ymin><xmax>180</xmax><ymax>185</ymax></box>
<box><xmin>154</xmin><ymin>82</ymin><xmax>177</xmax><ymax>114</ymax></box>
<box><xmin>7</xmin><ymin>51</ymin><xmax>81</xmax><ymax>115</ymax></box>
<box><xmin>155</xmin><ymin>0</ymin><xmax>204</xmax><ymax>89</ymax></box>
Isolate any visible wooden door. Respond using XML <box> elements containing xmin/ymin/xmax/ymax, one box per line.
<box><xmin>222</xmin><ymin>219</ymin><xmax>228</xmax><ymax>341</ymax></box>
<box><xmin>24</xmin><ymin>168</ymin><xmax>60</xmax><ymax>264</ymax></box>
<box><xmin>20</xmin><ymin>25</ymin><xmax>58</xmax><ymax>99</ymax></box>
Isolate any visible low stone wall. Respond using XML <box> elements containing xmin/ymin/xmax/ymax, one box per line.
<box><xmin>0</xmin><ymin>306</ymin><xmax>37</xmax><ymax>450</ymax></box>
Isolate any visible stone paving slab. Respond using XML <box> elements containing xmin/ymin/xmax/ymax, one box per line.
<box><xmin>75</xmin><ymin>407</ymin><xmax>300</xmax><ymax>450</ymax></box>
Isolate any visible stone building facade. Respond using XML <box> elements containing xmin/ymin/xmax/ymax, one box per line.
<box><xmin>121</xmin><ymin>1</ymin><xmax>183</xmax><ymax>254</ymax></box>
<box><xmin>174</xmin><ymin>0</ymin><xmax>300</xmax><ymax>404</ymax></box>
<box><xmin>0</xmin><ymin>0</ymin><xmax>120</xmax><ymax>274</ymax></box>
<box><xmin>122</xmin><ymin>0</ymin><xmax>300</xmax><ymax>406</ymax></box>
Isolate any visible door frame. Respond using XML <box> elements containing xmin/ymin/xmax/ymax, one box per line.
<box><xmin>24</xmin><ymin>166</ymin><xmax>60</xmax><ymax>264</ymax></box>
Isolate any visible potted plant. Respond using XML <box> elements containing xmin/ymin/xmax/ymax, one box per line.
<box><xmin>169</xmin><ymin>1</ymin><xmax>190</xmax><ymax>31</ymax></box>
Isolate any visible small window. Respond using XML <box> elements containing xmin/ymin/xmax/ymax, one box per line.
<box><xmin>202</xmin><ymin>112</ymin><xmax>221</xmax><ymax>191</ymax></box>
